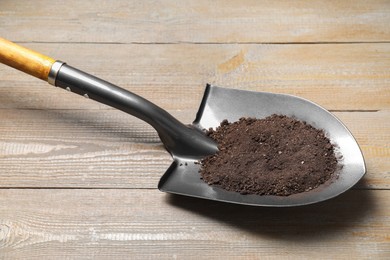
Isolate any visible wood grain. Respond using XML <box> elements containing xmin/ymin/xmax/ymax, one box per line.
<box><xmin>0</xmin><ymin>38</ymin><xmax>55</xmax><ymax>81</ymax></box>
<box><xmin>0</xmin><ymin>189</ymin><xmax>389</xmax><ymax>259</ymax></box>
<box><xmin>0</xmin><ymin>43</ymin><xmax>389</xmax><ymax>111</ymax></box>
<box><xmin>0</xmin><ymin>109</ymin><xmax>388</xmax><ymax>189</ymax></box>
<box><xmin>1</xmin><ymin>0</ymin><xmax>389</xmax><ymax>43</ymax></box>
<box><xmin>0</xmin><ymin>0</ymin><xmax>389</xmax><ymax>258</ymax></box>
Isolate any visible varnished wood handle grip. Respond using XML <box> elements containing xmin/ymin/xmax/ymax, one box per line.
<box><xmin>0</xmin><ymin>38</ymin><xmax>55</xmax><ymax>81</ymax></box>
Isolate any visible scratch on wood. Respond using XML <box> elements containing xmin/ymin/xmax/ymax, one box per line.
<box><xmin>0</xmin><ymin>142</ymin><xmax>77</xmax><ymax>156</ymax></box>
<box><xmin>97</xmin><ymin>232</ymin><xmax>206</xmax><ymax>241</ymax></box>
<box><xmin>0</xmin><ymin>224</ymin><xmax>10</xmax><ymax>242</ymax></box>
<box><xmin>88</xmin><ymin>227</ymin><xmax>208</xmax><ymax>242</ymax></box>
<box><xmin>218</xmin><ymin>50</ymin><xmax>246</xmax><ymax>73</ymax></box>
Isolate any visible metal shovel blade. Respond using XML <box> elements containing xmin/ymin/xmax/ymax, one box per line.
<box><xmin>158</xmin><ymin>84</ymin><xmax>366</xmax><ymax>206</ymax></box>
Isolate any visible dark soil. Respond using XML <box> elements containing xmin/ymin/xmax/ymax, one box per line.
<box><xmin>199</xmin><ymin>115</ymin><xmax>338</xmax><ymax>196</ymax></box>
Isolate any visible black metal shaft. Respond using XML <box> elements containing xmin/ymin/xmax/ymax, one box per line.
<box><xmin>55</xmin><ymin>64</ymin><xmax>217</xmax><ymax>158</ymax></box>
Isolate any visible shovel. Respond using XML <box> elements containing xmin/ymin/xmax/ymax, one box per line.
<box><xmin>0</xmin><ymin>38</ymin><xmax>366</xmax><ymax>206</ymax></box>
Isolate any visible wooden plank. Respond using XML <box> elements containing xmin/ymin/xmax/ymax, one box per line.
<box><xmin>336</xmin><ymin>111</ymin><xmax>390</xmax><ymax>190</ymax></box>
<box><xmin>0</xmin><ymin>189</ymin><xmax>388</xmax><ymax>259</ymax></box>
<box><xmin>1</xmin><ymin>0</ymin><xmax>389</xmax><ymax>43</ymax></box>
<box><xmin>0</xmin><ymin>109</ymin><xmax>388</xmax><ymax>189</ymax></box>
<box><xmin>0</xmin><ymin>109</ymin><xmax>169</xmax><ymax>189</ymax></box>
<box><xmin>0</xmin><ymin>43</ymin><xmax>389</xmax><ymax>111</ymax></box>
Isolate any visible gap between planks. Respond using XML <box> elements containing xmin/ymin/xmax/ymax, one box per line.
<box><xmin>12</xmin><ymin>41</ymin><xmax>390</xmax><ymax>45</ymax></box>
<box><xmin>0</xmin><ymin>187</ymin><xmax>155</xmax><ymax>190</ymax></box>
<box><xmin>0</xmin><ymin>187</ymin><xmax>384</xmax><ymax>190</ymax></box>
<box><xmin>0</xmin><ymin>108</ymin><xmax>381</xmax><ymax>112</ymax></box>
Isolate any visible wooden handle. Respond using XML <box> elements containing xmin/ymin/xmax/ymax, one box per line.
<box><xmin>0</xmin><ymin>38</ymin><xmax>55</xmax><ymax>81</ymax></box>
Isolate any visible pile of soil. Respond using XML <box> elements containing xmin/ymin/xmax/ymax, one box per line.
<box><xmin>199</xmin><ymin>115</ymin><xmax>338</xmax><ymax>196</ymax></box>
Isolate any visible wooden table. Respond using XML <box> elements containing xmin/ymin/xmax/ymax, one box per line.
<box><xmin>1</xmin><ymin>1</ymin><xmax>389</xmax><ymax>259</ymax></box>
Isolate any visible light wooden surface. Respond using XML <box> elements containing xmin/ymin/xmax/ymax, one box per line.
<box><xmin>0</xmin><ymin>1</ymin><xmax>389</xmax><ymax>259</ymax></box>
